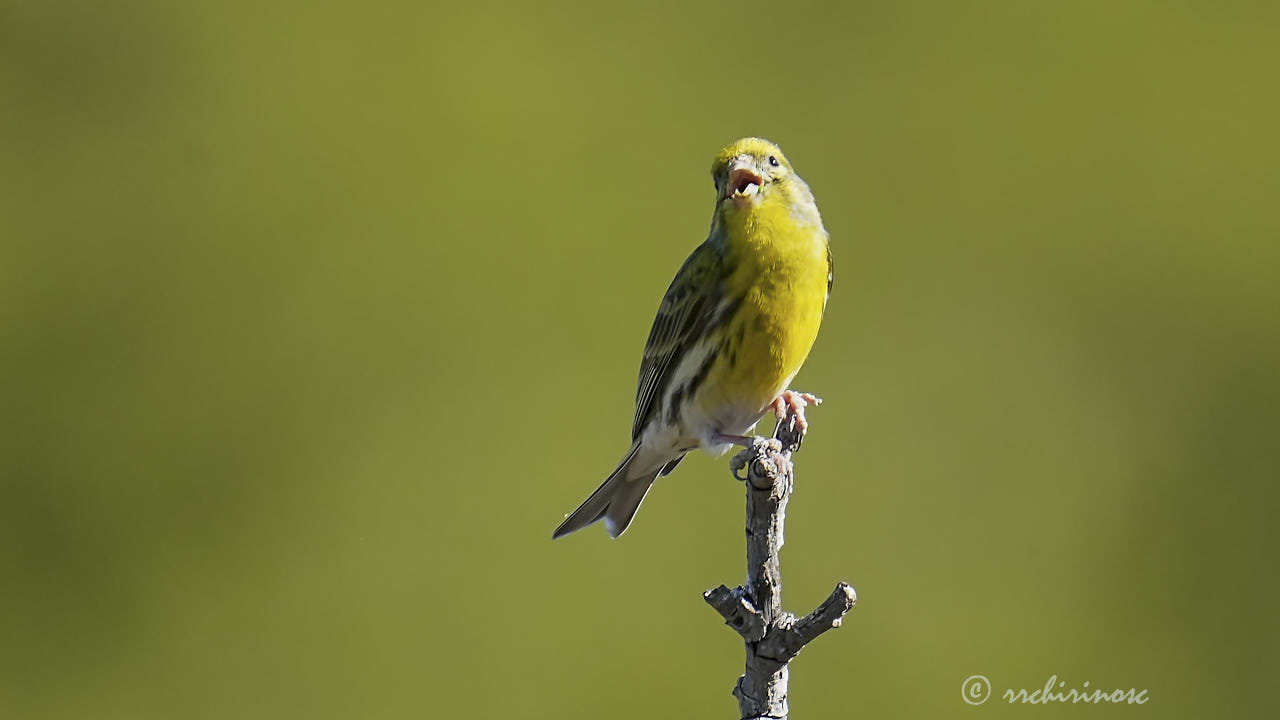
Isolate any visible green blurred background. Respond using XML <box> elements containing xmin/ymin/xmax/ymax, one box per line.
<box><xmin>3</xmin><ymin>1</ymin><xmax>1277</xmax><ymax>717</ymax></box>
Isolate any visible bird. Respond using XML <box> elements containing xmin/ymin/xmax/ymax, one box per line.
<box><xmin>552</xmin><ymin>137</ymin><xmax>833</xmax><ymax>539</ymax></box>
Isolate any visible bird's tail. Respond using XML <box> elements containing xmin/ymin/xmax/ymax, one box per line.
<box><xmin>552</xmin><ymin>444</ymin><xmax>661</xmax><ymax>539</ymax></box>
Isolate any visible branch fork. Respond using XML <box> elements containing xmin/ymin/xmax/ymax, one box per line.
<box><xmin>704</xmin><ymin>411</ymin><xmax>857</xmax><ymax>719</ymax></box>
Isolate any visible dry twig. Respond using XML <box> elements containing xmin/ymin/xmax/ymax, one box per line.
<box><xmin>704</xmin><ymin>412</ymin><xmax>857</xmax><ymax>719</ymax></box>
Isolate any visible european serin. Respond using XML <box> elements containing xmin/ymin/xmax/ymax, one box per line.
<box><xmin>553</xmin><ymin>137</ymin><xmax>832</xmax><ymax>539</ymax></box>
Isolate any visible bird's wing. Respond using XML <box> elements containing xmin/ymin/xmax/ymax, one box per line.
<box><xmin>825</xmin><ymin>241</ymin><xmax>834</xmax><ymax>308</ymax></box>
<box><xmin>631</xmin><ymin>241</ymin><xmax>723</xmax><ymax>441</ymax></box>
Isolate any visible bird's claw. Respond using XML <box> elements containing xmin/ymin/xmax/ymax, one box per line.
<box><xmin>730</xmin><ymin>437</ymin><xmax>783</xmax><ymax>482</ymax></box>
<box><xmin>771</xmin><ymin>390</ymin><xmax>822</xmax><ymax>449</ymax></box>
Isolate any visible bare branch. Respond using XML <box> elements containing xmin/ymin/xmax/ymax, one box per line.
<box><xmin>703</xmin><ymin>410</ymin><xmax>856</xmax><ymax>719</ymax></box>
<box><xmin>791</xmin><ymin>582</ymin><xmax>858</xmax><ymax>652</ymax></box>
<box><xmin>703</xmin><ymin>585</ymin><xmax>766</xmax><ymax>642</ymax></box>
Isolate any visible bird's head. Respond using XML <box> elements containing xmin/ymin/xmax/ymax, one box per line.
<box><xmin>710</xmin><ymin>138</ymin><xmax>814</xmax><ymax>220</ymax></box>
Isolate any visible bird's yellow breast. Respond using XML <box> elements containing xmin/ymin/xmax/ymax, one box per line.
<box><xmin>701</xmin><ymin>198</ymin><xmax>829</xmax><ymax>416</ymax></box>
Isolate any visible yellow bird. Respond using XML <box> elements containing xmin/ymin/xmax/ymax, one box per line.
<box><xmin>553</xmin><ymin>138</ymin><xmax>832</xmax><ymax>539</ymax></box>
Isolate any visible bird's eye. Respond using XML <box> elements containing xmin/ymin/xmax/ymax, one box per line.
<box><xmin>768</xmin><ymin>156</ymin><xmax>780</xmax><ymax>167</ymax></box>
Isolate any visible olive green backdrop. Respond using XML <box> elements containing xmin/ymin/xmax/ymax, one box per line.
<box><xmin>2</xmin><ymin>1</ymin><xmax>1277</xmax><ymax>718</ymax></box>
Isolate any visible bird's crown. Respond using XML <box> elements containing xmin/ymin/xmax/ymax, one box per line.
<box><xmin>711</xmin><ymin>137</ymin><xmax>791</xmax><ymax>177</ymax></box>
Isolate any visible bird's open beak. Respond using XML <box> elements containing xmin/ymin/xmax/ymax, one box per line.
<box><xmin>728</xmin><ymin>162</ymin><xmax>764</xmax><ymax>205</ymax></box>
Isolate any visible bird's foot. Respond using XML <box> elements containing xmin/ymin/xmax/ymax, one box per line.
<box><xmin>730</xmin><ymin>437</ymin><xmax>785</xmax><ymax>482</ymax></box>
<box><xmin>771</xmin><ymin>390</ymin><xmax>822</xmax><ymax>434</ymax></box>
